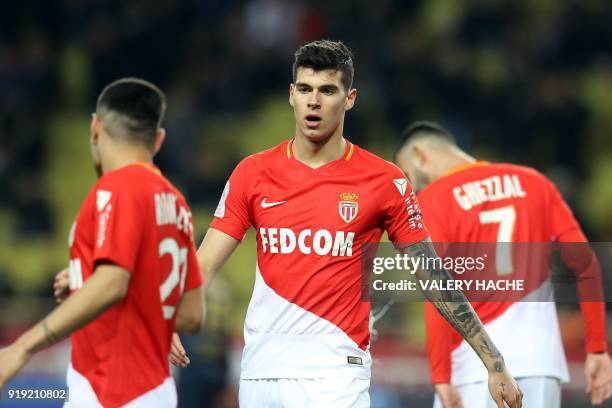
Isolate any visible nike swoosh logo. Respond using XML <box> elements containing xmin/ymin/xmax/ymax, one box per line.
<box><xmin>261</xmin><ymin>199</ymin><xmax>287</xmax><ymax>208</ymax></box>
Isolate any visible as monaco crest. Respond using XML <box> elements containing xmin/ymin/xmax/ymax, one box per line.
<box><xmin>339</xmin><ymin>192</ymin><xmax>358</xmax><ymax>224</ymax></box>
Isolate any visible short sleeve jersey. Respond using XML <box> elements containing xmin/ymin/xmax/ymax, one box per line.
<box><xmin>68</xmin><ymin>163</ymin><xmax>202</xmax><ymax>407</ymax></box>
<box><xmin>211</xmin><ymin>139</ymin><xmax>428</xmax><ymax>379</ymax></box>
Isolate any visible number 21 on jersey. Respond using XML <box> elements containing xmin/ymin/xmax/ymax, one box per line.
<box><xmin>68</xmin><ymin>237</ymin><xmax>188</xmax><ymax>320</ymax></box>
<box><xmin>159</xmin><ymin>237</ymin><xmax>188</xmax><ymax>320</ymax></box>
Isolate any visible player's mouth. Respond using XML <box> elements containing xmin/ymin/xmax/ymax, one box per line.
<box><xmin>304</xmin><ymin>114</ymin><xmax>322</xmax><ymax>129</ymax></box>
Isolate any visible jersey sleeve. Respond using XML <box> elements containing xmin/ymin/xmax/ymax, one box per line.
<box><xmin>381</xmin><ymin>167</ymin><xmax>429</xmax><ymax>245</ymax></box>
<box><xmin>92</xmin><ymin>178</ymin><xmax>146</xmax><ymax>274</ymax></box>
<box><xmin>210</xmin><ymin>158</ymin><xmax>252</xmax><ymax>241</ymax></box>
<box><xmin>546</xmin><ymin>178</ymin><xmax>581</xmax><ymax>239</ymax></box>
<box><xmin>425</xmin><ymin>301</ymin><xmax>453</xmax><ymax>384</ymax></box>
<box><xmin>547</xmin><ymin>178</ymin><xmax>608</xmax><ymax>352</ymax></box>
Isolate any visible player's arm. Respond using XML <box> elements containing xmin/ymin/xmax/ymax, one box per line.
<box><xmin>0</xmin><ymin>263</ymin><xmax>130</xmax><ymax>392</ymax></box>
<box><xmin>175</xmin><ymin>286</ymin><xmax>204</xmax><ymax>335</ymax></box>
<box><xmin>200</xmin><ymin>157</ymin><xmax>252</xmax><ymax>288</ymax></box>
<box><xmin>171</xmin><ymin>160</ymin><xmax>249</xmax><ymax>367</ymax></box>
<box><xmin>547</xmin><ymin>177</ymin><xmax>612</xmax><ymax>405</ymax></box>
<box><xmin>169</xmin><ymin>227</ymin><xmax>240</xmax><ymax>368</ymax></box>
<box><xmin>417</xmin><ymin>201</ymin><xmax>462</xmax><ymax>407</ymax></box>
<box><xmin>426</xmin><ymin>302</ymin><xmax>463</xmax><ymax>408</ymax></box>
<box><xmin>404</xmin><ymin>238</ymin><xmax>522</xmax><ymax>408</ymax></box>
<box><xmin>197</xmin><ymin>227</ymin><xmax>240</xmax><ymax>289</ymax></box>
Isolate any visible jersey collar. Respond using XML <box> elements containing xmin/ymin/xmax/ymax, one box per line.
<box><xmin>286</xmin><ymin>138</ymin><xmax>355</xmax><ymax>162</ymax></box>
<box><xmin>132</xmin><ymin>161</ymin><xmax>162</xmax><ymax>175</ymax></box>
<box><xmin>443</xmin><ymin>161</ymin><xmax>489</xmax><ymax>177</ymax></box>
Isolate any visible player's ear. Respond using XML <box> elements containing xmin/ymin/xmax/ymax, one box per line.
<box><xmin>413</xmin><ymin>144</ymin><xmax>427</xmax><ymax>167</ymax></box>
<box><xmin>90</xmin><ymin>113</ymin><xmax>100</xmax><ymax>145</ymax></box>
<box><xmin>289</xmin><ymin>83</ymin><xmax>295</xmax><ymax>107</ymax></box>
<box><xmin>344</xmin><ymin>88</ymin><xmax>357</xmax><ymax>111</ymax></box>
<box><xmin>152</xmin><ymin>128</ymin><xmax>166</xmax><ymax>156</ymax></box>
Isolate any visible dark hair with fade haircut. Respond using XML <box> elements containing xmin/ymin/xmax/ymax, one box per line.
<box><xmin>96</xmin><ymin>77</ymin><xmax>166</xmax><ymax>149</ymax></box>
<box><xmin>292</xmin><ymin>40</ymin><xmax>354</xmax><ymax>91</ymax></box>
<box><xmin>394</xmin><ymin>120</ymin><xmax>456</xmax><ymax>161</ymax></box>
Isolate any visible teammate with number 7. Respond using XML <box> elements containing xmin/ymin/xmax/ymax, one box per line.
<box><xmin>395</xmin><ymin>121</ymin><xmax>612</xmax><ymax>407</ymax></box>
<box><xmin>0</xmin><ymin>78</ymin><xmax>204</xmax><ymax>407</ymax></box>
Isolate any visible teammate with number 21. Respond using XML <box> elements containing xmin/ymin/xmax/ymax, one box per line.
<box><xmin>0</xmin><ymin>78</ymin><xmax>204</xmax><ymax>407</ymax></box>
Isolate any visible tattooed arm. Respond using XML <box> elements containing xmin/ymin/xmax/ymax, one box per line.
<box><xmin>404</xmin><ymin>238</ymin><xmax>523</xmax><ymax>408</ymax></box>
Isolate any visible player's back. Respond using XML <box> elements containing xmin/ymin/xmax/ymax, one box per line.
<box><xmin>419</xmin><ymin>161</ymin><xmax>573</xmax><ymax>243</ymax></box>
<box><xmin>68</xmin><ymin>163</ymin><xmax>200</xmax><ymax>407</ymax></box>
<box><xmin>420</xmin><ymin>161</ymin><xmax>571</xmax><ymax>384</ymax></box>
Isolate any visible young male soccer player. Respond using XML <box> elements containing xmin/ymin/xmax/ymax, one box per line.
<box><xmin>395</xmin><ymin>121</ymin><xmax>612</xmax><ymax>407</ymax></box>
<box><xmin>0</xmin><ymin>78</ymin><xmax>204</xmax><ymax>407</ymax></box>
<box><xmin>170</xmin><ymin>41</ymin><xmax>522</xmax><ymax>407</ymax></box>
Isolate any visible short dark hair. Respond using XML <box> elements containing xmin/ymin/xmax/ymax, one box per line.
<box><xmin>96</xmin><ymin>78</ymin><xmax>166</xmax><ymax>148</ymax></box>
<box><xmin>292</xmin><ymin>40</ymin><xmax>354</xmax><ymax>91</ymax></box>
<box><xmin>395</xmin><ymin>120</ymin><xmax>456</xmax><ymax>160</ymax></box>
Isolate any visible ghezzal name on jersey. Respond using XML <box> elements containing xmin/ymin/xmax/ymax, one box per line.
<box><xmin>454</xmin><ymin>174</ymin><xmax>527</xmax><ymax>211</ymax></box>
<box><xmin>155</xmin><ymin>193</ymin><xmax>194</xmax><ymax>239</ymax></box>
<box><xmin>259</xmin><ymin>227</ymin><xmax>355</xmax><ymax>256</ymax></box>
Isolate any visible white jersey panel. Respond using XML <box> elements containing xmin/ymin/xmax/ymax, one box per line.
<box><xmin>240</xmin><ymin>263</ymin><xmax>371</xmax><ymax>379</ymax></box>
<box><xmin>65</xmin><ymin>364</ymin><xmax>177</xmax><ymax>407</ymax></box>
<box><xmin>450</xmin><ymin>286</ymin><xmax>569</xmax><ymax>385</ymax></box>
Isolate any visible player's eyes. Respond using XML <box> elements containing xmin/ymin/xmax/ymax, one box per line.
<box><xmin>297</xmin><ymin>87</ymin><xmax>311</xmax><ymax>93</ymax></box>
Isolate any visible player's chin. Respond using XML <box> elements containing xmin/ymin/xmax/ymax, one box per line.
<box><xmin>302</xmin><ymin>128</ymin><xmax>331</xmax><ymax>143</ymax></box>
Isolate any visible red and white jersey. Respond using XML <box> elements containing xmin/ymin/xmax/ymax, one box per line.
<box><xmin>419</xmin><ymin>162</ymin><xmax>606</xmax><ymax>385</ymax></box>
<box><xmin>211</xmin><ymin>139</ymin><xmax>428</xmax><ymax>379</ymax></box>
<box><xmin>68</xmin><ymin>163</ymin><xmax>202</xmax><ymax>407</ymax></box>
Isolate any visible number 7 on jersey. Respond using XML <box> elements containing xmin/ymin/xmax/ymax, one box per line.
<box><xmin>479</xmin><ymin>205</ymin><xmax>516</xmax><ymax>276</ymax></box>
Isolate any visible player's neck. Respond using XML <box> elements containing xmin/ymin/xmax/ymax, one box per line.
<box><xmin>101</xmin><ymin>145</ymin><xmax>153</xmax><ymax>174</ymax></box>
<box><xmin>292</xmin><ymin>132</ymin><xmax>346</xmax><ymax>169</ymax></box>
<box><xmin>436</xmin><ymin>149</ymin><xmax>477</xmax><ymax>178</ymax></box>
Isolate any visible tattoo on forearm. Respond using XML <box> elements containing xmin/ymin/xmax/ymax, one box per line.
<box><xmin>40</xmin><ymin>319</ymin><xmax>58</xmax><ymax>345</ymax></box>
<box><xmin>404</xmin><ymin>239</ymin><xmax>505</xmax><ymax>371</ymax></box>
<box><xmin>478</xmin><ymin>333</ymin><xmax>504</xmax><ymax>360</ymax></box>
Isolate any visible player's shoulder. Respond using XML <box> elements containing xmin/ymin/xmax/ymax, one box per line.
<box><xmin>420</xmin><ymin>162</ymin><xmax>556</xmax><ymax>207</ymax></box>
<box><xmin>352</xmin><ymin>144</ymin><xmax>405</xmax><ymax>178</ymax></box>
<box><xmin>95</xmin><ymin>164</ymin><xmax>180</xmax><ymax>200</ymax></box>
<box><xmin>96</xmin><ymin>165</ymin><xmax>193</xmax><ymax>211</ymax></box>
<box><xmin>97</xmin><ymin>164</ymin><xmax>154</xmax><ymax>189</ymax></box>
<box><xmin>418</xmin><ymin>177</ymin><xmax>449</xmax><ymax>205</ymax></box>
<box><xmin>233</xmin><ymin>140</ymin><xmax>288</xmax><ymax>172</ymax></box>
<box><xmin>492</xmin><ymin>162</ymin><xmax>552</xmax><ymax>185</ymax></box>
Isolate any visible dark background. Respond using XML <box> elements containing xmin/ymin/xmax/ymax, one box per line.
<box><xmin>1</xmin><ymin>1</ymin><xmax>611</xmax><ymax>407</ymax></box>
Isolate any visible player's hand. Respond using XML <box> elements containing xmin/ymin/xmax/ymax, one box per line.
<box><xmin>434</xmin><ymin>383</ymin><xmax>463</xmax><ymax>408</ymax></box>
<box><xmin>487</xmin><ymin>369</ymin><xmax>522</xmax><ymax>408</ymax></box>
<box><xmin>0</xmin><ymin>343</ymin><xmax>33</xmax><ymax>396</ymax></box>
<box><xmin>53</xmin><ymin>268</ymin><xmax>70</xmax><ymax>303</ymax></box>
<box><xmin>585</xmin><ymin>352</ymin><xmax>612</xmax><ymax>405</ymax></box>
<box><xmin>169</xmin><ymin>333</ymin><xmax>190</xmax><ymax>368</ymax></box>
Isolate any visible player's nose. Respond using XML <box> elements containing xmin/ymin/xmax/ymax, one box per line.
<box><xmin>307</xmin><ymin>90</ymin><xmax>321</xmax><ymax>108</ymax></box>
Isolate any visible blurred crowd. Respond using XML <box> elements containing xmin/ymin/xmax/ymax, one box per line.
<box><xmin>1</xmin><ymin>3</ymin><xmax>611</xmax><ymax>405</ymax></box>
<box><xmin>1</xmin><ymin>0</ymin><xmax>612</xmax><ymax>236</ymax></box>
